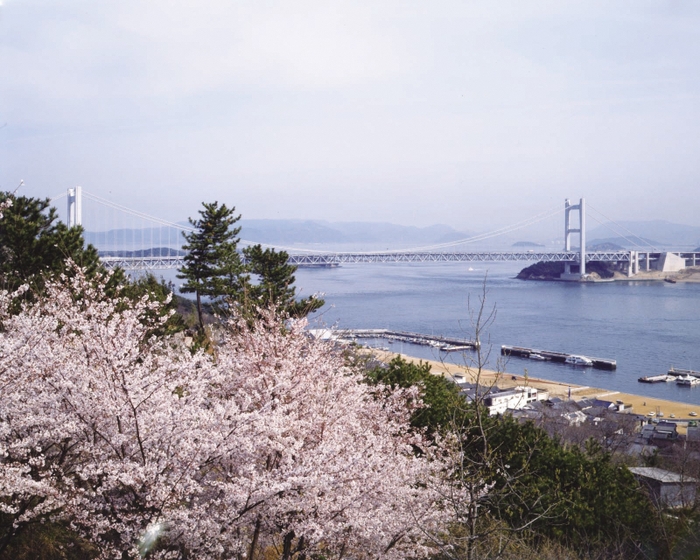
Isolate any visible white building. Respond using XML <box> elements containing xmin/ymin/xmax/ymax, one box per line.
<box><xmin>483</xmin><ymin>386</ymin><xmax>549</xmax><ymax>416</ymax></box>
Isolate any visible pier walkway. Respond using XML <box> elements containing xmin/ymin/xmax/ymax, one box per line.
<box><xmin>331</xmin><ymin>329</ymin><xmax>479</xmax><ymax>352</ymax></box>
<box><xmin>501</xmin><ymin>345</ymin><xmax>617</xmax><ymax>371</ymax></box>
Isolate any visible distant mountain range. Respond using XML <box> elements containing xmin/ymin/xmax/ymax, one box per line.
<box><xmin>239</xmin><ymin>219</ymin><xmax>700</xmax><ymax>250</ymax></box>
<box><xmin>85</xmin><ymin>226</ymin><xmax>185</xmax><ymax>249</ymax></box>
<box><xmin>83</xmin><ymin>220</ymin><xmax>475</xmax><ymax>252</ymax></box>
<box><xmin>587</xmin><ymin>220</ymin><xmax>700</xmax><ymax>250</ymax></box>
<box><xmin>237</xmin><ymin>220</ymin><xmax>474</xmax><ymax>247</ymax></box>
<box><xmin>83</xmin><ymin>219</ymin><xmax>700</xmax><ymax>253</ymax></box>
<box><xmin>99</xmin><ymin>247</ymin><xmax>185</xmax><ymax>258</ymax></box>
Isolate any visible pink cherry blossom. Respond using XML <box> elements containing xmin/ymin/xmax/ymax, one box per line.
<box><xmin>0</xmin><ymin>265</ymin><xmax>448</xmax><ymax>559</ymax></box>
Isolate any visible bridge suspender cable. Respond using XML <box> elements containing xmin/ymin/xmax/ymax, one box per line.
<box><xmin>249</xmin><ymin>203</ymin><xmax>564</xmax><ymax>255</ymax></box>
<box><xmin>50</xmin><ymin>188</ymin><xmax>565</xmax><ymax>256</ymax></box>
<box><xmin>586</xmin><ymin>204</ymin><xmax>659</xmax><ymax>251</ymax></box>
<box><xmin>82</xmin><ymin>191</ymin><xmax>195</xmax><ymax>232</ymax></box>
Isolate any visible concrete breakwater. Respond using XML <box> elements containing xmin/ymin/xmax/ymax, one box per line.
<box><xmin>668</xmin><ymin>367</ymin><xmax>700</xmax><ymax>377</ymax></box>
<box><xmin>336</xmin><ymin>329</ymin><xmax>479</xmax><ymax>352</ymax></box>
<box><xmin>501</xmin><ymin>345</ymin><xmax>617</xmax><ymax>371</ymax></box>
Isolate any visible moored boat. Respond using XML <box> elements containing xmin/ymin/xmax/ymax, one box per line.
<box><xmin>565</xmin><ymin>355</ymin><xmax>593</xmax><ymax>366</ymax></box>
<box><xmin>676</xmin><ymin>374</ymin><xmax>700</xmax><ymax>387</ymax></box>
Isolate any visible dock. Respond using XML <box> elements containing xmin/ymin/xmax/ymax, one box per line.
<box><xmin>501</xmin><ymin>345</ymin><xmax>617</xmax><ymax>371</ymax></box>
<box><xmin>336</xmin><ymin>329</ymin><xmax>479</xmax><ymax>352</ymax></box>
<box><xmin>638</xmin><ymin>369</ymin><xmax>700</xmax><ymax>384</ymax></box>
<box><xmin>668</xmin><ymin>367</ymin><xmax>700</xmax><ymax>378</ymax></box>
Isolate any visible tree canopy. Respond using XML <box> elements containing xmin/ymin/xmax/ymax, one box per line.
<box><xmin>178</xmin><ymin>202</ymin><xmax>324</xmax><ymax>327</ymax></box>
<box><xmin>366</xmin><ymin>355</ymin><xmax>466</xmax><ymax>437</ymax></box>
<box><xmin>243</xmin><ymin>243</ymin><xmax>324</xmax><ymax>318</ymax></box>
<box><xmin>177</xmin><ymin>201</ymin><xmax>244</xmax><ymax>328</ymax></box>
<box><xmin>366</xmin><ymin>356</ymin><xmax>660</xmax><ymax>559</ymax></box>
<box><xmin>0</xmin><ymin>192</ymin><xmax>101</xmax><ymax>294</ymax></box>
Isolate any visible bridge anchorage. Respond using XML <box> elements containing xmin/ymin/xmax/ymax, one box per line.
<box><xmin>59</xmin><ymin>188</ymin><xmax>698</xmax><ymax>276</ymax></box>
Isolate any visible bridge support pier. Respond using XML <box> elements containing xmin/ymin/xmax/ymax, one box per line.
<box><xmin>627</xmin><ymin>251</ymin><xmax>636</xmax><ymax>277</ymax></box>
<box><xmin>67</xmin><ymin>186</ymin><xmax>82</xmax><ymax>227</ymax></box>
<box><xmin>564</xmin><ymin>198</ymin><xmax>586</xmax><ymax>279</ymax></box>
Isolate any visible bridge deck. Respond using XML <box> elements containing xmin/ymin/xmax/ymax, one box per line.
<box><xmin>99</xmin><ymin>251</ymin><xmax>700</xmax><ymax>270</ymax></box>
<box><xmin>99</xmin><ymin>251</ymin><xmax>586</xmax><ymax>270</ymax></box>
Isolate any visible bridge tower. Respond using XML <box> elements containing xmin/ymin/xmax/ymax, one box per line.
<box><xmin>564</xmin><ymin>198</ymin><xmax>586</xmax><ymax>277</ymax></box>
<box><xmin>67</xmin><ymin>186</ymin><xmax>82</xmax><ymax>227</ymax></box>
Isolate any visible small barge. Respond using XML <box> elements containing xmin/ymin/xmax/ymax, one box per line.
<box><xmin>501</xmin><ymin>345</ymin><xmax>616</xmax><ymax>371</ymax></box>
<box><xmin>638</xmin><ymin>374</ymin><xmax>675</xmax><ymax>384</ymax></box>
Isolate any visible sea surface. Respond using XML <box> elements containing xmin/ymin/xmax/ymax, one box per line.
<box><xmin>293</xmin><ymin>262</ymin><xmax>700</xmax><ymax>406</ymax></box>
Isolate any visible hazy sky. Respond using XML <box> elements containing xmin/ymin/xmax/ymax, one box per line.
<box><xmin>1</xmin><ymin>1</ymin><xmax>699</xmax><ymax>233</ymax></box>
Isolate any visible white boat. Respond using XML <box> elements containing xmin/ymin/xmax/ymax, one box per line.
<box><xmin>565</xmin><ymin>355</ymin><xmax>593</xmax><ymax>366</ymax></box>
<box><xmin>529</xmin><ymin>353</ymin><xmax>546</xmax><ymax>361</ymax></box>
<box><xmin>676</xmin><ymin>375</ymin><xmax>700</xmax><ymax>387</ymax></box>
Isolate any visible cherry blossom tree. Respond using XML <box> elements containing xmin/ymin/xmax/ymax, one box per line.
<box><xmin>0</xmin><ymin>197</ymin><xmax>10</xmax><ymax>218</ymax></box>
<box><xmin>192</xmin><ymin>311</ymin><xmax>447</xmax><ymax>559</ymax></box>
<box><xmin>0</xmin><ymin>269</ymin><xmax>208</xmax><ymax>557</ymax></box>
<box><xmin>0</xmin><ymin>264</ymin><xmax>448</xmax><ymax>559</ymax></box>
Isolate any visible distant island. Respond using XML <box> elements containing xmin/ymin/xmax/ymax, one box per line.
<box><xmin>511</xmin><ymin>241</ymin><xmax>545</xmax><ymax>248</ymax></box>
<box><xmin>587</xmin><ymin>242</ymin><xmax>625</xmax><ymax>251</ymax></box>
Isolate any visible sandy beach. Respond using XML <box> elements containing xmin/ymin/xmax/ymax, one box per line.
<box><xmin>598</xmin><ymin>267</ymin><xmax>700</xmax><ymax>283</ymax></box>
<box><xmin>370</xmin><ymin>350</ymin><xmax>700</xmax><ymax>432</ymax></box>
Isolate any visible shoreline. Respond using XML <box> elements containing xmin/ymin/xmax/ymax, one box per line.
<box><xmin>369</xmin><ymin>349</ymin><xmax>700</xmax><ymax>431</ymax></box>
<box><xmin>520</xmin><ymin>266</ymin><xmax>700</xmax><ymax>284</ymax></box>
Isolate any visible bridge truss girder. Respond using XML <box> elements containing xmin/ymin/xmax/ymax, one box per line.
<box><xmin>284</xmin><ymin>251</ymin><xmax>637</xmax><ymax>266</ymax></box>
<box><xmin>100</xmin><ymin>251</ymin><xmax>651</xmax><ymax>271</ymax></box>
<box><xmin>101</xmin><ymin>256</ymin><xmax>186</xmax><ymax>270</ymax></box>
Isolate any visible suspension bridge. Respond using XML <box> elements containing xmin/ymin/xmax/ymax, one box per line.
<box><xmin>51</xmin><ymin>188</ymin><xmax>700</xmax><ymax>279</ymax></box>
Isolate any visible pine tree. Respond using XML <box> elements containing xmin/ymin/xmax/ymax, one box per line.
<box><xmin>177</xmin><ymin>201</ymin><xmax>244</xmax><ymax>329</ymax></box>
<box><xmin>243</xmin><ymin>243</ymin><xmax>324</xmax><ymax>317</ymax></box>
<box><xmin>0</xmin><ymin>192</ymin><xmax>102</xmax><ymax>295</ymax></box>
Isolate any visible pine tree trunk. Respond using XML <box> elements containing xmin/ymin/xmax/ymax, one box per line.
<box><xmin>196</xmin><ymin>290</ymin><xmax>204</xmax><ymax>330</ymax></box>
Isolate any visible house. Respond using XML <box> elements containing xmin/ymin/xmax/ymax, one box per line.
<box><xmin>483</xmin><ymin>386</ymin><xmax>549</xmax><ymax>416</ymax></box>
<box><xmin>562</xmin><ymin>410</ymin><xmax>588</xmax><ymax>426</ymax></box>
<box><xmin>641</xmin><ymin>421</ymin><xmax>679</xmax><ymax>441</ymax></box>
<box><xmin>629</xmin><ymin>467</ymin><xmax>697</xmax><ymax>508</ymax></box>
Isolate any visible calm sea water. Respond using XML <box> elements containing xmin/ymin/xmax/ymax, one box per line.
<box><xmin>294</xmin><ymin>262</ymin><xmax>700</xmax><ymax>406</ymax></box>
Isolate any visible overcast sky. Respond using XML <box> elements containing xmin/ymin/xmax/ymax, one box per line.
<box><xmin>1</xmin><ymin>1</ymin><xmax>699</xmax><ymax>233</ymax></box>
